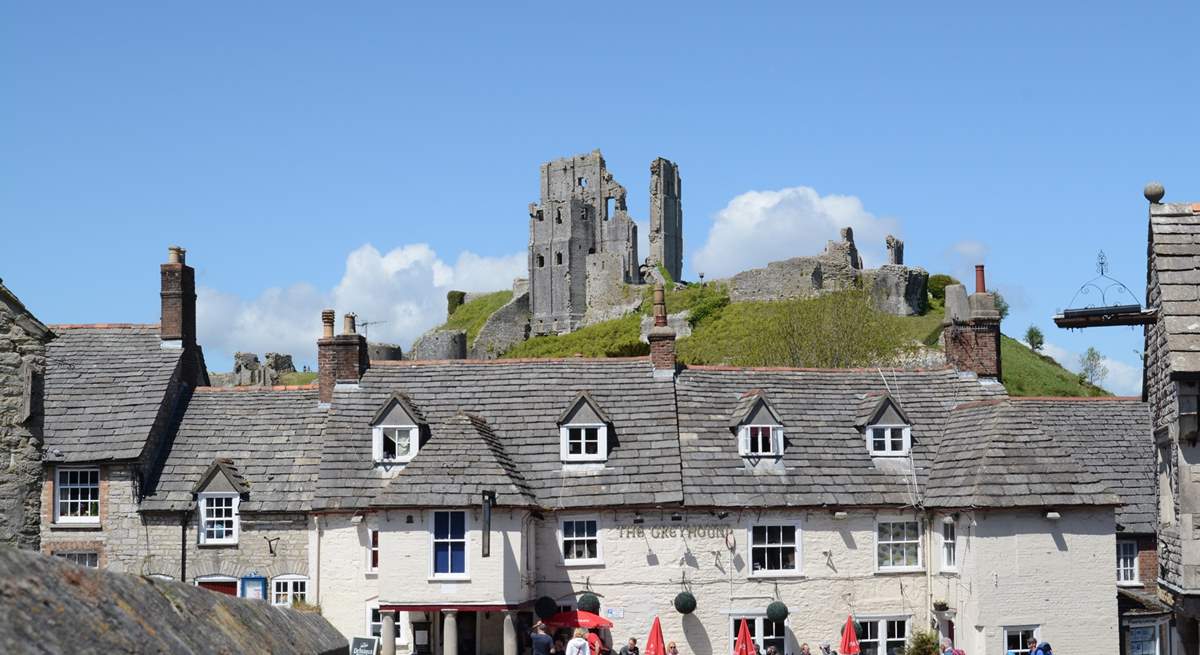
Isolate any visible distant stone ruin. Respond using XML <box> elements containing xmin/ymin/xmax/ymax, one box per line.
<box><xmin>208</xmin><ymin>352</ymin><xmax>296</xmax><ymax>387</ymax></box>
<box><xmin>728</xmin><ymin>228</ymin><xmax>928</xmax><ymax>316</ymax></box>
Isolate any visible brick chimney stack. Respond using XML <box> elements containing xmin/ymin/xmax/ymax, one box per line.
<box><xmin>160</xmin><ymin>245</ymin><xmax>196</xmax><ymax>348</ymax></box>
<box><xmin>943</xmin><ymin>264</ymin><xmax>1002</xmax><ymax>380</ymax></box>
<box><xmin>648</xmin><ymin>282</ymin><xmax>676</xmax><ymax>378</ymax></box>
<box><xmin>318</xmin><ymin>310</ymin><xmax>369</xmax><ymax>404</ymax></box>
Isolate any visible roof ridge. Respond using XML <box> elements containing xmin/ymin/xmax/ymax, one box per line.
<box><xmin>1009</xmin><ymin>396</ymin><xmax>1141</xmax><ymax>402</ymax></box>
<box><xmin>684</xmin><ymin>364</ymin><xmax>957</xmax><ymax>373</ymax></box>
<box><xmin>370</xmin><ymin>356</ymin><xmax>650</xmax><ymax>366</ymax></box>
<box><xmin>194</xmin><ymin>384</ymin><xmax>319</xmax><ymax>393</ymax></box>
<box><xmin>49</xmin><ymin>323</ymin><xmax>160</xmax><ymax>330</ymax></box>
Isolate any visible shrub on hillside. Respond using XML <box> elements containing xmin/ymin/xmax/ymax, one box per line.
<box><xmin>928</xmin><ymin>274</ymin><xmax>960</xmax><ymax>301</ymax></box>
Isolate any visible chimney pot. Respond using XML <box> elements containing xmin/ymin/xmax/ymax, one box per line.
<box><xmin>343</xmin><ymin>313</ymin><xmax>357</xmax><ymax>335</ymax></box>
<box><xmin>321</xmin><ymin>310</ymin><xmax>335</xmax><ymax>338</ymax></box>
<box><xmin>167</xmin><ymin>246</ymin><xmax>185</xmax><ymax>265</ymax></box>
<box><xmin>653</xmin><ymin>282</ymin><xmax>667</xmax><ymax>327</ymax></box>
<box><xmin>974</xmin><ymin>265</ymin><xmax>986</xmax><ymax>294</ymax></box>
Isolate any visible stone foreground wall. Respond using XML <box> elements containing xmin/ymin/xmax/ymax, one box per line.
<box><xmin>0</xmin><ymin>284</ymin><xmax>49</xmax><ymax>550</ymax></box>
<box><xmin>0</xmin><ymin>547</ymin><xmax>347</xmax><ymax>655</ymax></box>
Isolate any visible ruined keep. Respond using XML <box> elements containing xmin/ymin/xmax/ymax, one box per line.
<box><xmin>528</xmin><ymin>150</ymin><xmax>682</xmax><ymax>335</ymax></box>
<box><xmin>647</xmin><ymin>157</ymin><xmax>683</xmax><ymax>283</ymax></box>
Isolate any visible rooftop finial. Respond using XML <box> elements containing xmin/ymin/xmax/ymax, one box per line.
<box><xmin>1145</xmin><ymin>181</ymin><xmax>1165</xmax><ymax>204</ymax></box>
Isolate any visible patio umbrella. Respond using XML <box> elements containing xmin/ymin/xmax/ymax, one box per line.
<box><xmin>544</xmin><ymin>610</ymin><xmax>614</xmax><ymax>630</ymax></box>
<box><xmin>839</xmin><ymin>615</ymin><xmax>861</xmax><ymax>655</ymax></box>
<box><xmin>644</xmin><ymin>616</ymin><xmax>666</xmax><ymax>655</ymax></box>
<box><xmin>733</xmin><ymin>618</ymin><xmax>754</xmax><ymax>655</ymax></box>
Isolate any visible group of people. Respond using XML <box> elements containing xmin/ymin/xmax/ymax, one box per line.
<box><xmin>529</xmin><ymin>623</ymin><xmax>681</xmax><ymax>655</ymax></box>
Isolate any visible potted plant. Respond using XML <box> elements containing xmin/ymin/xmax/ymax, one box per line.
<box><xmin>932</xmin><ymin>600</ymin><xmax>949</xmax><ymax>612</ymax></box>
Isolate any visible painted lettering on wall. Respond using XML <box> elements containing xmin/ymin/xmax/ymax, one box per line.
<box><xmin>615</xmin><ymin>525</ymin><xmax>734</xmax><ymax>539</ymax></box>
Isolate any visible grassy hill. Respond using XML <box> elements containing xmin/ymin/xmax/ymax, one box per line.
<box><xmin>437</xmin><ymin>290</ymin><xmax>513</xmax><ymax>345</ymax></box>
<box><xmin>476</xmin><ymin>283</ymin><xmax>1108</xmax><ymax>397</ymax></box>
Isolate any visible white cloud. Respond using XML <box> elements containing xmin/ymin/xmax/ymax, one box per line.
<box><xmin>691</xmin><ymin>187</ymin><xmax>899</xmax><ymax>279</ymax></box>
<box><xmin>1041</xmin><ymin>342</ymin><xmax>1142</xmax><ymax>396</ymax></box>
<box><xmin>197</xmin><ymin>244</ymin><xmax>525</xmax><ymax>369</ymax></box>
<box><xmin>944</xmin><ymin>240</ymin><xmax>989</xmax><ymax>286</ymax></box>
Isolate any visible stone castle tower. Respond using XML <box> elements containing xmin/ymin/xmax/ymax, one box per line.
<box><xmin>647</xmin><ymin>157</ymin><xmax>683</xmax><ymax>282</ymax></box>
<box><xmin>528</xmin><ymin>151</ymin><xmax>641</xmax><ymax>335</ymax></box>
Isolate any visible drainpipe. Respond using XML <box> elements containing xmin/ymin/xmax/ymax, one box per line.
<box><xmin>925</xmin><ymin>514</ymin><xmax>934</xmax><ymax>633</ymax></box>
<box><xmin>180</xmin><ymin>508</ymin><xmax>190</xmax><ymax>582</ymax></box>
<box><xmin>314</xmin><ymin>515</ymin><xmax>321</xmax><ymax>605</ymax></box>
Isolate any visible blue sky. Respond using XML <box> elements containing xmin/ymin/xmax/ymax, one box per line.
<box><xmin>3</xmin><ymin>1</ymin><xmax>1199</xmax><ymax>393</ymax></box>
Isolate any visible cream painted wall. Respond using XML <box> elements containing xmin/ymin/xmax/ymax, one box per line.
<box><xmin>954</xmin><ymin>508</ymin><xmax>1118</xmax><ymax>655</ymax></box>
<box><xmin>534</xmin><ymin>509</ymin><xmax>930</xmax><ymax>655</ymax></box>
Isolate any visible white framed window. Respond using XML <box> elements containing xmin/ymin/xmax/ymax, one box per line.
<box><xmin>197</xmin><ymin>492</ymin><xmax>239</xmax><ymax>545</ymax></box>
<box><xmin>738</xmin><ymin>425</ymin><xmax>783</xmax><ymax>457</ymax></box>
<box><xmin>1118</xmin><ymin>540</ymin><xmax>1140</xmax><ymax>584</ymax></box>
<box><xmin>729</xmin><ymin>616</ymin><xmax>786</xmax><ymax>652</ymax></box>
<box><xmin>271</xmin><ymin>575</ymin><xmax>308</xmax><ymax>606</ymax></box>
<box><xmin>54</xmin><ymin>551</ymin><xmax>99</xmax><ymax>568</ymax></box>
<box><xmin>560</xmin><ymin>518</ymin><xmax>602</xmax><ymax>565</ymax></box>
<box><xmin>748</xmin><ymin>523</ymin><xmax>800</xmax><ymax>576</ymax></box>
<box><xmin>54</xmin><ymin>467</ymin><xmax>100</xmax><ymax>524</ymax></box>
<box><xmin>867</xmin><ymin>425</ymin><xmax>910</xmax><ymax>456</ymax></box>
<box><xmin>431</xmin><ymin>510</ymin><xmax>468</xmax><ymax>578</ymax></box>
<box><xmin>1128</xmin><ymin>619</ymin><xmax>1166</xmax><ymax>655</ymax></box>
<box><xmin>941</xmin><ymin>521</ymin><xmax>957</xmax><ymax>571</ymax></box>
<box><xmin>876</xmin><ymin>520</ymin><xmax>921</xmax><ymax>571</ymax></box>
<box><xmin>1003</xmin><ymin>626</ymin><xmax>1039</xmax><ymax>655</ymax></box>
<box><xmin>372</xmin><ymin>425</ymin><xmax>419</xmax><ymax>464</ymax></box>
<box><xmin>560</xmin><ymin>424</ymin><xmax>608</xmax><ymax>462</ymax></box>
<box><xmin>367</xmin><ymin>528</ymin><xmax>380</xmax><ymax>573</ymax></box>
<box><xmin>369</xmin><ymin>606</ymin><xmax>405</xmax><ymax>644</ymax></box>
<box><xmin>859</xmin><ymin>617</ymin><xmax>909</xmax><ymax>655</ymax></box>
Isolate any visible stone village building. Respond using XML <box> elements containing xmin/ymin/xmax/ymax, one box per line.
<box><xmin>0</xmin><ymin>241</ymin><xmax>1161</xmax><ymax>655</ymax></box>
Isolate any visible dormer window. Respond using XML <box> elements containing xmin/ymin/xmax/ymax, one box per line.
<box><xmin>856</xmin><ymin>392</ymin><xmax>914</xmax><ymax>458</ymax></box>
<box><xmin>558</xmin><ymin>391</ymin><xmax>613</xmax><ymax>463</ymax></box>
<box><xmin>191</xmin><ymin>458</ymin><xmax>249</xmax><ymax>546</ymax></box>
<box><xmin>370</xmin><ymin>392</ymin><xmax>427</xmax><ymax>465</ymax></box>
<box><xmin>739</xmin><ymin>425</ymin><xmax>783</xmax><ymax>457</ymax></box>
<box><xmin>729</xmin><ymin>389</ymin><xmax>786</xmax><ymax>459</ymax></box>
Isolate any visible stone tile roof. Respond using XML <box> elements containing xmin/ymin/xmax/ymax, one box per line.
<box><xmin>675</xmin><ymin>367</ymin><xmax>1007</xmax><ymax>507</ymax></box>
<box><xmin>854</xmin><ymin>392</ymin><xmax>912</xmax><ymax>428</ymax></box>
<box><xmin>141</xmin><ymin>388</ymin><xmax>327</xmax><ymax>513</ymax></box>
<box><xmin>371</xmin><ymin>412</ymin><xmax>535</xmax><ymax>507</ymax></box>
<box><xmin>1150</xmin><ymin>202</ymin><xmax>1200</xmax><ymax>372</ymax></box>
<box><xmin>925</xmin><ymin>400</ymin><xmax>1121</xmax><ymax>509</ymax></box>
<box><xmin>1012</xmin><ymin>397</ymin><xmax>1154</xmax><ymax>532</ymax></box>
<box><xmin>728</xmin><ymin>389</ymin><xmax>783</xmax><ymax>429</ymax></box>
<box><xmin>314</xmin><ymin>358</ymin><xmax>681</xmax><ymax>511</ymax></box>
<box><xmin>43</xmin><ymin>325</ymin><xmax>182</xmax><ymax>462</ymax></box>
<box><xmin>190</xmin><ymin>457</ymin><xmax>251</xmax><ymax>495</ymax></box>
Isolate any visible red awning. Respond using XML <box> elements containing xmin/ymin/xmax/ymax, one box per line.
<box><xmin>543</xmin><ymin>610</ymin><xmax>613</xmax><ymax>629</ymax></box>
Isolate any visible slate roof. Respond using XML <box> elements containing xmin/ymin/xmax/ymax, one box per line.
<box><xmin>675</xmin><ymin>367</ymin><xmax>1007</xmax><ymax>507</ymax></box>
<box><xmin>1150</xmin><ymin>202</ymin><xmax>1200</xmax><ymax>373</ymax></box>
<box><xmin>314</xmin><ymin>359</ymin><xmax>682</xmax><ymax>511</ymax></box>
<box><xmin>141</xmin><ymin>388</ymin><xmax>327</xmax><ymax>513</ymax></box>
<box><xmin>1012</xmin><ymin>398</ymin><xmax>1153</xmax><ymax>532</ymax></box>
<box><xmin>728</xmin><ymin>389</ymin><xmax>784</xmax><ymax>429</ymax></box>
<box><xmin>854</xmin><ymin>392</ymin><xmax>912</xmax><ymax>428</ymax></box>
<box><xmin>0</xmin><ymin>279</ymin><xmax>53</xmax><ymax>341</ymax></box>
<box><xmin>44</xmin><ymin>325</ymin><xmax>183</xmax><ymax>462</ymax></box>
<box><xmin>190</xmin><ymin>458</ymin><xmax>251</xmax><ymax>495</ymax></box>
<box><xmin>371</xmin><ymin>412</ymin><xmax>535</xmax><ymax>507</ymax></box>
<box><xmin>925</xmin><ymin>400</ymin><xmax>1120</xmax><ymax>509</ymax></box>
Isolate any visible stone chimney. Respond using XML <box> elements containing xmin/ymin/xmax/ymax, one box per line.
<box><xmin>942</xmin><ymin>264</ymin><xmax>1002</xmax><ymax>379</ymax></box>
<box><xmin>318</xmin><ymin>310</ymin><xmax>369</xmax><ymax>403</ymax></box>
<box><xmin>648</xmin><ymin>283</ymin><xmax>676</xmax><ymax>378</ymax></box>
<box><xmin>160</xmin><ymin>246</ymin><xmax>196</xmax><ymax>348</ymax></box>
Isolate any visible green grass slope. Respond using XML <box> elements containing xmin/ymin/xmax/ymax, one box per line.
<box><xmin>1000</xmin><ymin>335</ymin><xmax>1110</xmax><ymax>397</ymax></box>
<box><xmin>439</xmin><ymin>291</ymin><xmax>513</xmax><ymax>344</ymax></box>
<box><xmin>502</xmin><ymin>314</ymin><xmax>646</xmax><ymax>358</ymax></box>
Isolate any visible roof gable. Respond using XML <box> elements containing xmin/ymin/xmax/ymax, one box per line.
<box><xmin>370</xmin><ymin>392</ymin><xmax>427</xmax><ymax>427</ymax></box>
<box><xmin>728</xmin><ymin>389</ymin><xmax>784</xmax><ymax>430</ymax></box>
<box><xmin>191</xmin><ymin>458</ymin><xmax>250</xmax><ymax>496</ymax></box>
<box><xmin>0</xmin><ymin>280</ymin><xmax>52</xmax><ymax>342</ymax></box>
<box><xmin>855</xmin><ymin>392</ymin><xmax>913</xmax><ymax>428</ymax></box>
<box><xmin>557</xmin><ymin>391</ymin><xmax>612</xmax><ymax>426</ymax></box>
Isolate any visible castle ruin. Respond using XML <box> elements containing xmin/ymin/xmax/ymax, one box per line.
<box><xmin>528</xmin><ymin>150</ymin><xmax>683</xmax><ymax>335</ymax></box>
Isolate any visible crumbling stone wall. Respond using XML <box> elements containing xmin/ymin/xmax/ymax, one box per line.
<box><xmin>410</xmin><ymin>329</ymin><xmax>467</xmax><ymax>360</ymax></box>
<box><xmin>0</xmin><ymin>547</ymin><xmax>346</xmax><ymax>655</ymax></box>
<box><xmin>209</xmin><ymin>352</ymin><xmax>296</xmax><ymax>387</ymax></box>
<box><xmin>0</xmin><ymin>283</ymin><xmax>50</xmax><ymax>550</ymax></box>
<box><xmin>865</xmin><ymin>265</ymin><xmax>929</xmax><ymax>316</ymax></box>
<box><xmin>368</xmin><ymin>342</ymin><xmax>404</xmax><ymax>361</ymax></box>
<box><xmin>647</xmin><ymin>157</ymin><xmax>683</xmax><ymax>283</ymax></box>
<box><xmin>470</xmin><ymin>291</ymin><xmax>531</xmax><ymax>360</ymax></box>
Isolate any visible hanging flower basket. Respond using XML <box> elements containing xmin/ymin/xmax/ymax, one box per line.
<box><xmin>766</xmin><ymin>601</ymin><xmax>788</xmax><ymax>622</ymax></box>
<box><xmin>578</xmin><ymin>592</ymin><xmax>601</xmax><ymax>614</ymax></box>
<box><xmin>535</xmin><ymin>596</ymin><xmax>558</xmax><ymax>620</ymax></box>
<box><xmin>674</xmin><ymin>591</ymin><xmax>697</xmax><ymax>615</ymax></box>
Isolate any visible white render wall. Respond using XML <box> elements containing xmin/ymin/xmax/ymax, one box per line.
<box><xmin>535</xmin><ymin>509</ymin><xmax>930</xmax><ymax>655</ymax></box>
<box><xmin>953</xmin><ymin>508</ymin><xmax>1118</xmax><ymax>654</ymax></box>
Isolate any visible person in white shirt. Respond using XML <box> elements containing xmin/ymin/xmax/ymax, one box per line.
<box><xmin>565</xmin><ymin>628</ymin><xmax>591</xmax><ymax>655</ymax></box>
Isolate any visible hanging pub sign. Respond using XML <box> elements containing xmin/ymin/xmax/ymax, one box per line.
<box><xmin>350</xmin><ymin>636</ymin><xmax>379</xmax><ymax>655</ymax></box>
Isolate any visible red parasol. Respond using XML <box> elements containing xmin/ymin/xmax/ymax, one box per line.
<box><xmin>544</xmin><ymin>610</ymin><xmax>614</xmax><ymax>629</ymax></box>
<box><xmin>644</xmin><ymin>616</ymin><xmax>666</xmax><ymax>655</ymax></box>
<box><xmin>733</xmin><ymin>618</ymin><xmax>754</xmax><ymax>655</ymax></box>
<box><xmin>839</xmin><ymin>615</ymin><xmax>861</xmax><ymax>655</ymax></box>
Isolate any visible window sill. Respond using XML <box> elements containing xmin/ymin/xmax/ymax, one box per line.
<box><xmin>49</xmin><ymin>522</ymin><xmax>102</xmax><ymax>531</ymax></box>
<box><xmin>938</xmin><ymin>570</ymin><xmax>959</xmax><ymax>577</ymax></box>
<box><xmin>365</xmin><ymin>571</ymin><xmax>379</xmax><ymax>578</ymax></box>
<box><xmin>748</xmin><ymin>571</ymin><xmax>804</xmax><ymax>580</ymax></box>
<box><xmin>1117</xmin><ymin>581</ymin><xmax>1144</xmax><ymax>588</ymax></box>
<box><xmin>562</xmin><ymin>559</ymin><xmax>605</xmax><ymax>569</ymax></box>
<box><xmin>876</xmin><ymin>567</ymin><xmax>925</xmax><ymax>575</ymax></box>
<box><xmin>198</xmin><ymin>542</ymin><xmax>239</xmax><ymax>548</ymax></box>
<box><xmin>429</xmin><ymin>574</ymin><xmax>470</xmax><ymax>582</ymax></box>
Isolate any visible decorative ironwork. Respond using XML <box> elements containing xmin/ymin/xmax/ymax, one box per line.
<box><xmin>1062</xmin><ymin>251</ymin><xmax>1141</xmax><ymax>311</ymax></box>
